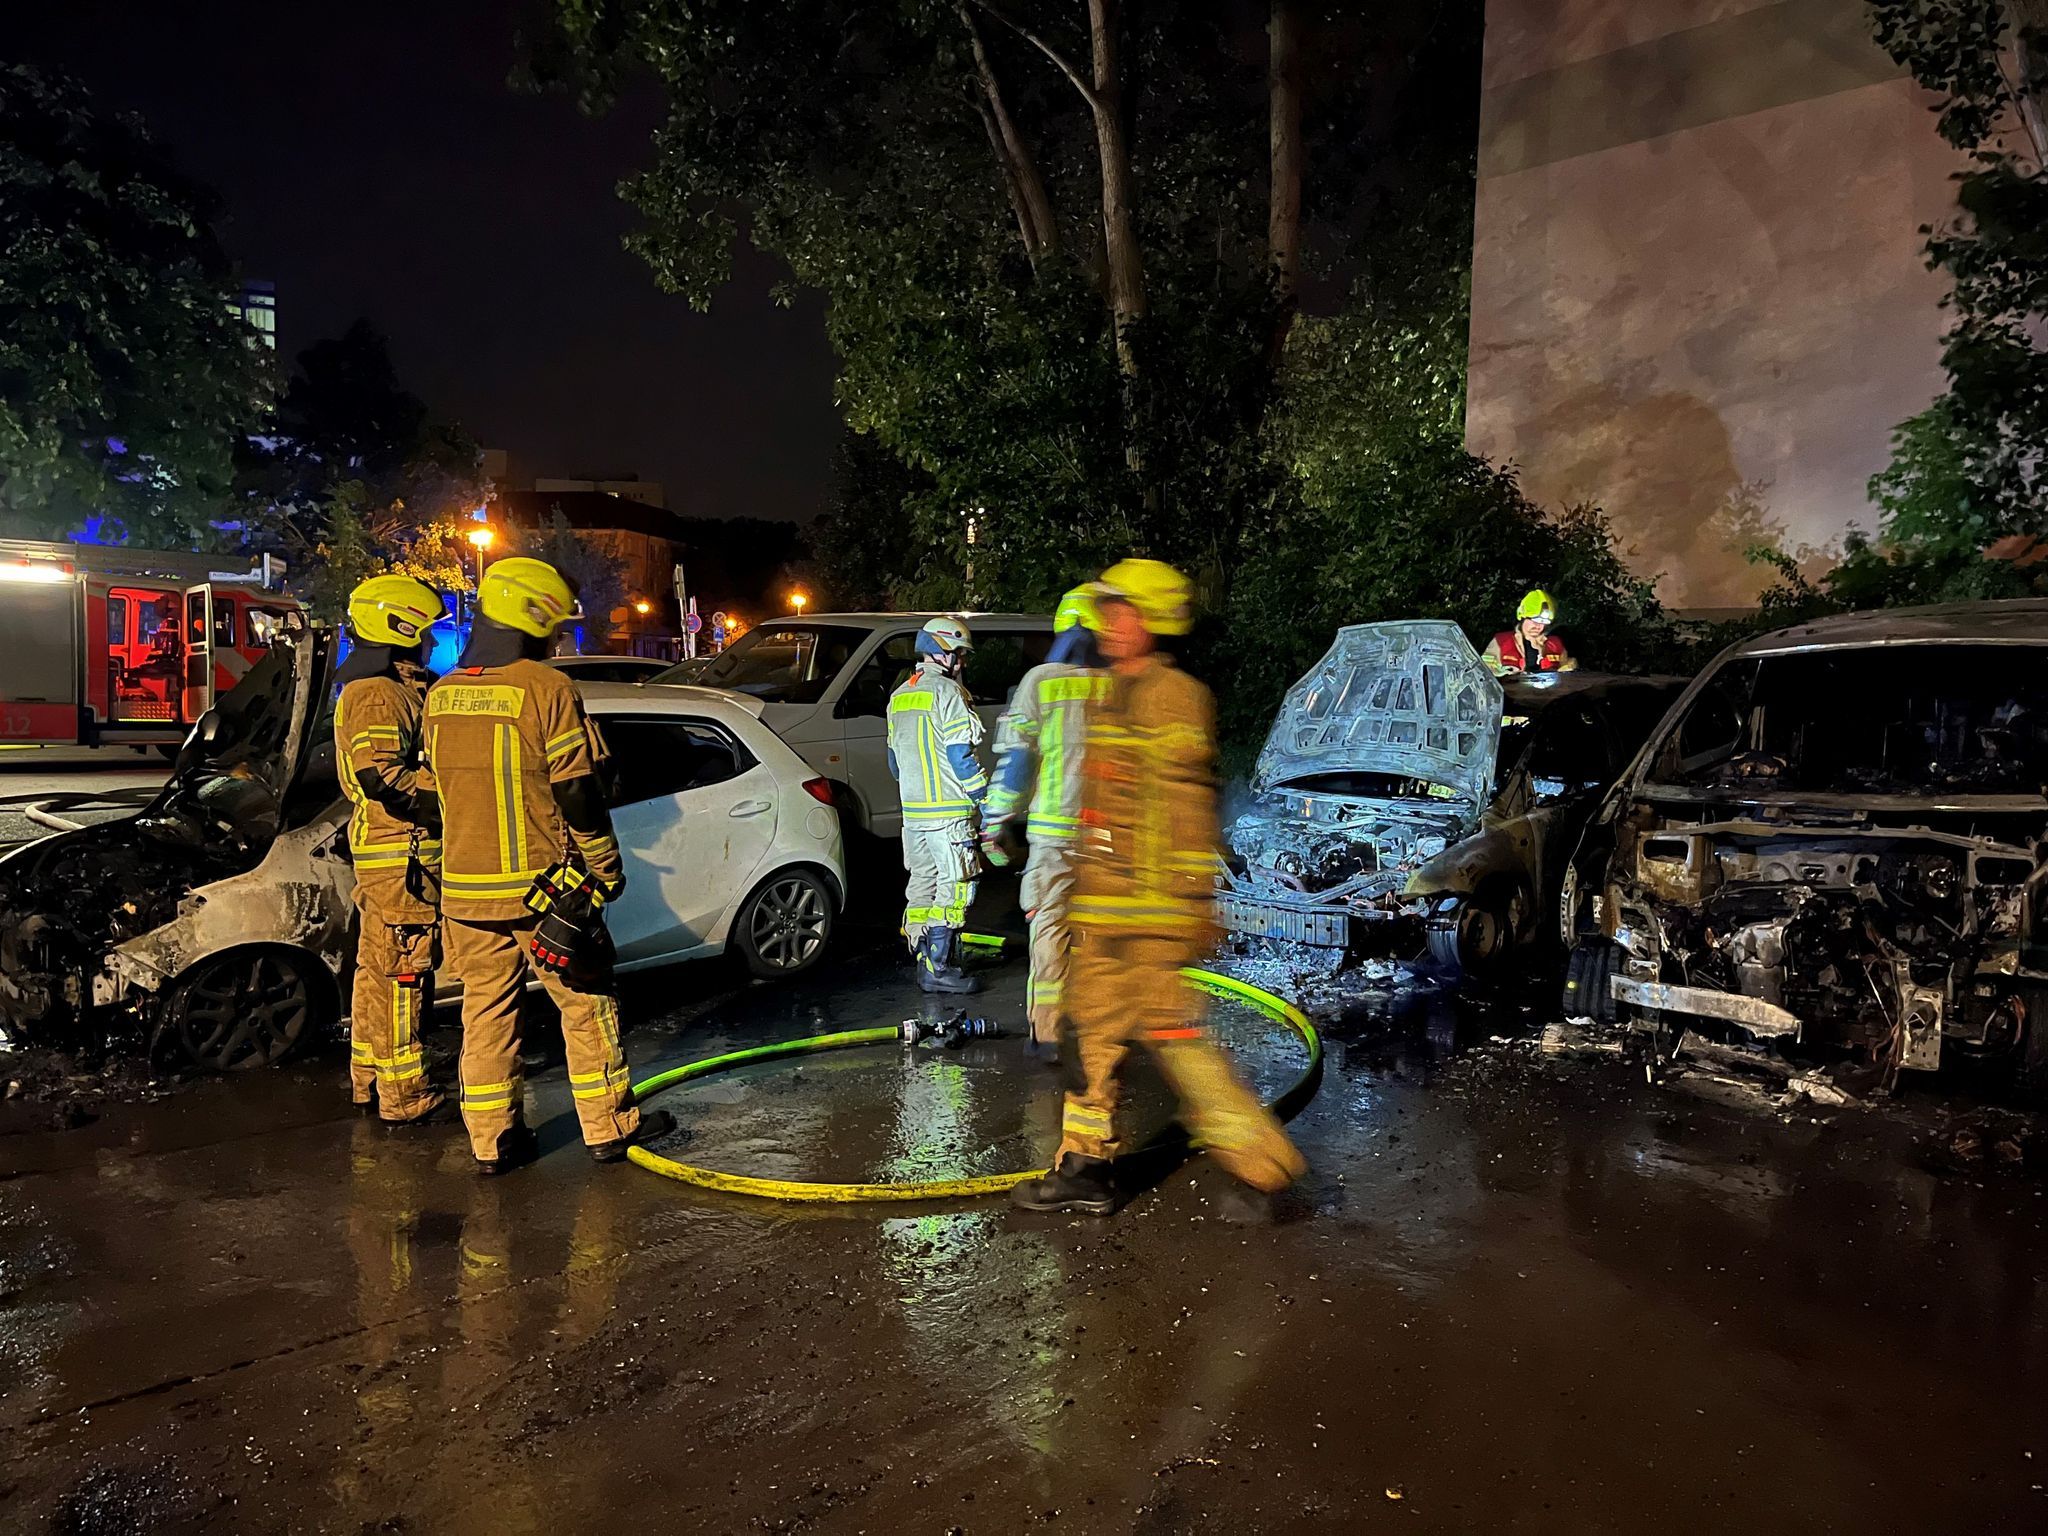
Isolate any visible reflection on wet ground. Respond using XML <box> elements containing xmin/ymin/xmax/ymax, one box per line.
<box><xmin>5</xmin><ymin>934</ymin><xmax>2048</xmax><ymax>1533</ymax></box>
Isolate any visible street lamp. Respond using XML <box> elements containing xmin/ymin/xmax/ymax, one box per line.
<box><xmin>464</xmin><ymin>525</ymin><xmax>495</xmax><ymax>627</ymax></box>
<box><xmin>790</xmin><ymin>590</ymin><xmax>808</xmax><ymax>616</ymax></box>
<box><xmin>633</xmin><ymin>599</ymin><xmax>651</xmax><ymax>616</ymax></box>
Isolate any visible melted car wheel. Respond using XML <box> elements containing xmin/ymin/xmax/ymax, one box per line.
<box><xmin>167</xmin><ymin>948</ymin><xmax>323</xmax><ymax>1071</ymax></box>
<box><xmin>1427</xmin><ymin>879</ymin><xmax>1529</xmax><ymax>983</ymax></box>
<box><xmin>734</xmin><ymin>869</ymin><xmax>834</xmax><ymax>979</ymax></box>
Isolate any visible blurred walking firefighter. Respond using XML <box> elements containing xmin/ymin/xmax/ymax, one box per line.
<box><xmin>1012</xmin><ymin>560</ymin><xmax>1306</xmax><ymax>1219</ymax></box>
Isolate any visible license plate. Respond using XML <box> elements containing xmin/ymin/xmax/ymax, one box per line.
<box><xmin>1218</xmin><ymin>897</ymin><xmax>1347</xmax><ymax>947</ymax></box>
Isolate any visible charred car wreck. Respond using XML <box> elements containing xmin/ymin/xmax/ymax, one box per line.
<box><xmin>1564</xmin><ymin>602</ymin><xmax>2048</xmax><ymax>1088</ymax></box>
<box><xmin>0</xmin><ymin>631</ymin><xmax>352</xmax><ymax>1068</ymax></box>
<box><xmin>1219</xmin><ymin>621</ymin><xmax>1681</xmax><ymax>978</ymax></box>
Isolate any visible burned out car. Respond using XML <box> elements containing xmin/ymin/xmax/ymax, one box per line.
<box><xmin>1562</xmin><ymin>600</ymin><xmax>2048</xmax><ymax>1087</ymax></box>
<box><xmin>0</xmin><ymin>630</ymin><xmax>353</xmax><ymax>1069</ymax></box>
<box><xmin>1219</xmin><ymin>620</ymin><xmax>1682</xmax><ymax>978</ymax></box>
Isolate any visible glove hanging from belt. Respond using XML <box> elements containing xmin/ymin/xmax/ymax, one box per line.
<box><xmin>524</xmin><ymin>859</ymin><xmax>616</xmax><ymax>987</ymax></box>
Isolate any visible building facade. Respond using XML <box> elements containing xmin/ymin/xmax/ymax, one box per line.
<box><xmin>1465</xmin><ymin>0</ymin><xmax>1963</xmax><ymax>607</ymax></box>
<box><xmin>494</xmin><ymin>488</ymin><xmax>684</xmax><ymax>652</ymax></box>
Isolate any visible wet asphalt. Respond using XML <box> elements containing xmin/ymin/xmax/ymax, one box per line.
<box><xmin>6</xmin><ymin>899</ymin><xmax>2048</xmax><ymax>1532</ymax></box>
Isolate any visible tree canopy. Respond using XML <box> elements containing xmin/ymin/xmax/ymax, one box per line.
<box><xmin>536</xmin><ymin>2</ymin><xmax>1681</xmax><ymax>746</ymax></box>
<box><xmin>0</xmin><ymin>63</ymin><xmax>273</xmax><ymax>546</ymax></box>
<box><xmin>1823</xmin><ymin>0</ymin><xmax>2048</xmax><ymax>605</ymax></box>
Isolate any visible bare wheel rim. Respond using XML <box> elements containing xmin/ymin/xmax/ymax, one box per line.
<box><xmin>748</xmin><ymin>876</ymin><xmax>829</xmax><ymax>970</ymax></box>
<box><xmin>178</xmin><ymin>951</ymin><xmax>312</xmax><ymax>1070</ymax></box>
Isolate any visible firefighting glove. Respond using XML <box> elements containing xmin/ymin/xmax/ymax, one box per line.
<box><xmin>980</xmin><ymin>821</ymin><xmax>1022</xmax><ymax>869</ymax></box>
<box><xmin>530</xmin><ymin>911</ymin><xmax>616</xmax><ymax>989</ymax></box>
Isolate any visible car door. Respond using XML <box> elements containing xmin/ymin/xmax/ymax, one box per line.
<box><xmin>833</xmin><ymin>629</ymin><xmax>919</xmax><ymax>836</ymax></box>
<box><xmin>593</xmin><ymin>713</ymin><xmax>778</xmax><ymax>966</ymax></box>
<box><xmin>1517</xmin><ymin>699</ymin><xmax>1620</xmax><ymax>902</ymax></box>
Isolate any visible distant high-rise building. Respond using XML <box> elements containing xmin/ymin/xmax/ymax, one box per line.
<box><xmin>232</xmin><ymin>280</ymin><xmax>278</xmax><ymax>349</ymax></box>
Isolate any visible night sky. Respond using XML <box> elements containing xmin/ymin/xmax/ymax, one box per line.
<box><xmin>12</xmin><ymin>0</ymin><xmax>842</xmax><ymax>524</ymax></box>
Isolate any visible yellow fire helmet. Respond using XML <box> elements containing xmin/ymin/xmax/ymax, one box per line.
<box><xmin>1517</xmin><ymin>588</ymin><xmax>1557</xmax><ymax>624</ymax></box>
<box><xmin>1095</xmin><ymin>558</ymin><xmax>1194</xmax><ymax>636</ymax></box>
<box><xmin>1053</xmin><ymin>584</ymin><xmax>1101</xmax><ymax>633</ymax></box>
<box><xmin>477</xmin><ymin>556</ymin><xmax>581</xmax><ymax>639</ymax></box>
<box><xmin>347</xmin><ymin>573</ymin><xmax>449</xmax><ymax>647</ymax></box>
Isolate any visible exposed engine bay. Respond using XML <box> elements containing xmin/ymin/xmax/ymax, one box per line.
<box><xmin>1220</xmin><ymin>620</ymin><xmax>1684</xmax><ymax>979</ymax></box>
<box><xmin>1219</xmin><ymin>621</ymin><xmax>1499</xmax><ymax>957</ymax></box>
<box><xmin>1571</xmin><ymin>620</ymin><xmax>2048</xmax><ymax>1086</ymax></box>
<box><xmin>0</xmin><ymin>632</ymin><xmax>350</xmax><ymax>1065</ymax></box>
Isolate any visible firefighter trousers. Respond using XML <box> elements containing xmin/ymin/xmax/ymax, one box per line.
<box><xmin>902</xmin><ymin>818</ymin><xmax>978</xmax><ymax>949</ymax></box>
<box><xmin>349</xmin><ymin>889</ymin><xmax>443</xmax><ymax>1122</ymax></box>
<box><xmin>1059</xmin><ymin>932</ymin><xmax>1305</xmax><ymax>1192</ymax></box>
<box><xmin>443</xmin><ymin>914</ymin><xmax>639</xmax><ymax>1162</ymax></box>
<box><xmin>1020</xmin><ymin>842</ymin><xmax>1075</xmax><ymax>1046</ymax></box>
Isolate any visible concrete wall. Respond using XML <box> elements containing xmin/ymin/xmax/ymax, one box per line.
<box><xmin>1466</xmin><ymin>0</ymin><xmax>1962</xmax><ymax>607</ymax></box>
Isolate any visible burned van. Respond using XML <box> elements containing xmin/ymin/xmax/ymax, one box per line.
<box><xmin>1563</xmin><ymin>600</ymin><xmax>2048</xmax><ymax>1087</ymax></box>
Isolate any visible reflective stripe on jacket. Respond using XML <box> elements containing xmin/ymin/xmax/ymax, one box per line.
<box><xmin>335</xmin><ymin>666</ymin><xmax>439</xmax><ymax>921</ymax></box>
<box><xmin>1070</xmin><ymin>655</ymin><xmax>1222</xmax><ymax>944</ymax></box>
<box><xmin>1483</xmin><ymin>630</ymin><xmax>1574</xmax><ymax>674</ymax></box>
<box><xmin>886</xmin><ymin>667</ymin><xmax>987</xmax><ymax>826</ymax></box>
<box><xmin>423</xmin><ymin>658</ymin><xmax>621</xmax><ymax>919</ymax></box>
<box><xmin>987</xmin><ymin>662</ymin><xmax>1108</xmax><ymax>844</ymax></box>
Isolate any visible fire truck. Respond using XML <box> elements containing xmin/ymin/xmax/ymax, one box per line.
<box><xmin>0</xmin><ymin>539</ymin><xmax>306</xmax><ymax>750</ymax></box>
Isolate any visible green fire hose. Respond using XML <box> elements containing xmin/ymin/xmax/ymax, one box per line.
<box><xmin>624</xmin><ymin>935</ymin><xmax>1322</xmax><ymax>1202</ymax></box>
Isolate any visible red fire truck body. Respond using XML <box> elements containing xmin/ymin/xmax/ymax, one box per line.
<box><xmin>0</xmin><ymin>540</ymin><xmax>305</xmax><ymax>749</ymax></box>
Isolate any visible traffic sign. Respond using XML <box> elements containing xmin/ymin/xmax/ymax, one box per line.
<box><xmin>685</xmin><ymin>612</ymin><xmax>703</xmax><ymax>634</ymax></box>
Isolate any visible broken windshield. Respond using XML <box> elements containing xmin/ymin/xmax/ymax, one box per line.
<box><xmin>1653</xmin><ymin>643</ymin><xmax>2048</xmax><ymax>797</ymax></box>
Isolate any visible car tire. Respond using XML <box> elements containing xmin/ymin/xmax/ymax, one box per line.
<box><xmin>732</xmin><ymin>867</ymin><xmax>836</xmax><ymax>979</ymax></box>
<box><xmin>1425</xmin><ymin>877</ymin><xmax>1528</xmax><ymax>984</ymax></box>
<box><xmin>1562</xmin><ymin>938</ymin><xmax>1621</xmax><ymax>1024</ymax></box>
<box><xmin>165</xmin><ymin>946</ymin><xmax>330</xmax><ymax>1071</ymax></box>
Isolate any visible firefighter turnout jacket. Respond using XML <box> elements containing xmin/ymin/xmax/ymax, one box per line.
<box><xmin>1483</xmin><ymin>630</ymin><xmax>1575</xmax><ymax>674</ymax></box>
<box><xmin>987</xmin><ymin>660</ymin><xmax>1108</xmax><ymax>845</ymax></box>
<box><xmin>424</xmin><ymin>658</ymin><xmax>622</xmax><ymax>917</ymax></box>
<box><xmin>887</xmin><ymin>665</ymin><xmax>988</xmax><ymax>826</ymax></box>
<box><xmin>1070</xmin><ymin>653</ymin><xmax>1221</xmax><ymax>946</ymax></box>
<box><xmin>336</xmin><ymin>659</ymin><xmax>439</xmax><ymax>921</ymax></box>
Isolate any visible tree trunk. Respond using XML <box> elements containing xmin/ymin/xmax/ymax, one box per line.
<box><xmin>960</xmin><ymin>6</ymin><xmax>1059</xmax><ymax>263</ymax></box>
<box><xmin>1088</xmin><ymin>0</ymin><xmax>1146</xmax><ymax>380</ymax></box>
<box><xmin>2009</xmin><ymin>0</ymin><xmax>2048</xmax><ymax>170</ymax></box>
<box><xmin>1266</xmin><ymin>0</ymin><xmax>1303</xmax><ymax>362</ymax></box>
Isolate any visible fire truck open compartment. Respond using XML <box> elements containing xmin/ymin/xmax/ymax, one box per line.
<box><xmin>0</xmin><ymin>540</ymin><xmax>299</xmax><ymax>749</ymax></box>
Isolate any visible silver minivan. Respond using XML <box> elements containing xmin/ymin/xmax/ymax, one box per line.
<box><xmin>648</xmin><ymin>612</ymin><xmax>1053</xmax><ymax>836</ymax></box>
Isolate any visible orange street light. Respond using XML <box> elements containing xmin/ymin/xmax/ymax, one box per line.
<box><xmin>634</xmin><ymin>599</ymin><xmax>652</xmax><ymax>615</ymax></box>
<box><xmin>789</xmin><ymin>590</ymin><xmax>808</xmax><ymax>615</ymax></box>
<box><xmin>467</xmin><ymin>525</ymin><xmax>494</xmax><ymax>550</ymax></box>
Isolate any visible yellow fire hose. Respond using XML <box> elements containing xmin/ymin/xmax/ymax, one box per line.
<box><xmin>624</xmin><ymin>935</ymin><xmax>1323</xmax><ymax>1202</ymax></box>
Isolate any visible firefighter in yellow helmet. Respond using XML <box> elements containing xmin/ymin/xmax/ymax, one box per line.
<box><xmin>983</xmin><ymin>586</ymin><xmax>1107</xmax><ymax>1050</ymax></box>
<box><xmin>1011</xmin><ymin>559</ymin><xmax>1306</xmax><ymax>1218</ymax></box>
<box><xmin>1483</xmin><ymin>588</ymin><xmax>1576</xmax><ymax>676</ymax></box>
<box><xmin>337</xmin><ymin>574</ymin><xmax>452</xmax><ymax>1125</ymax></box>
<box><xmin>424</xmin><ymin>556</ymin><xmax>674</xmax><ymax>1174</ymax></box>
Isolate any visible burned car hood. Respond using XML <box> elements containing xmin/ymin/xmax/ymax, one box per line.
<box><xmin>1252</xmin><ymin>621</ymin><xmax>1503</xmax><ymax>804</ymax></box>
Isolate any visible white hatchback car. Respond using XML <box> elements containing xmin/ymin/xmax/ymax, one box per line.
<box><xmin>649</xmin><ymin>612</ymin><xmax>1054</xmax><ymax>836</ymax></box>
<box><xmin>577</xmin><ymin>681</ymin><xmax>845</xmax><ymax>978</ymax></box>
<box><xmin>0</xmin><ymin>637</ymin><xmax>846</xmax><ymax>1071</ymax></box>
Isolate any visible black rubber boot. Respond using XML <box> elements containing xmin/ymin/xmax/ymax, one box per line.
<box><xmin>383</xmin><ymin>1095</ymin><xmax>456</xmax><ymax>1131</ymax></box>
<box><xmin>1010</xmin><ymin>1153</ymin><xmax>1118</xmax><ymax>1216</ymax></box>
<box><xmin>589</xmin><ymin>1108</ymin><xmax>678</xmax><ymax>1165</ymax></box>
<box><xmin>476</xmin><ymin>1123</ymin><xmax>539</xmax><ymax>1177</ymax></box>
<box><xmin>916</xmin><ymin>929</ymin><xmax>983</xmax><ymax>995</ymax></box>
